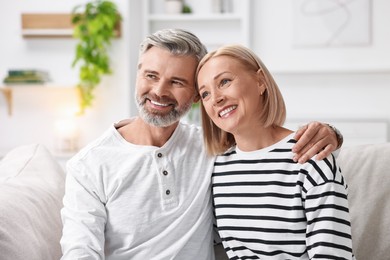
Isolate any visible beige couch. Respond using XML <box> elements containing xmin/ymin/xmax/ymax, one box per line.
<box><xmin>0</xmin><ymin>143</ymin><xmax>389</xmax><ymax>260</ymax></box>
<box><xmin>338</xmin><ymin>143</ymin><xmax>390</xmax><ymax>260</ymax></box>
<box><xmin>0</xmin><ymin>144</ymin><xmax>64</xmax><ymax>260</ymax></box>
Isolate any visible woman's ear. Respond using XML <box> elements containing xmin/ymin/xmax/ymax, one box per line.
<box><xmin>256</xmin><ymin>69</ymin><xmax>265</xmax><ymax>84</ymax></box>
<box><xmin>256</xmin><ymin>69</ymin><xmax>266</xmax><ymax>95</ymax></box>
<box><xmin>259</xmin><ymin>83</ymin><xmax>266</xmax><ymax>95</ymax></box>
<box><xmin>256</xmin><ymin>68</ymin><xmax>266</xmax><ymax>81</ymax></box>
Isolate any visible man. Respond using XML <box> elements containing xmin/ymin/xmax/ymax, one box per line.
<box><xmin>61</xmin><ymin>29</ymin><xmax>342</xmax><ymax>259</ymax></box>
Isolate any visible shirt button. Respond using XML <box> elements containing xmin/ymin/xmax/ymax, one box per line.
<box><xmin>166</xmin><ymin>190</ymin><xmax>170</xmax><ymax>195</ymax></box>
<box><xmin>157</xmin><ymin>153</ymin><xmax>162</xmax><ymax>158</ymax></box>
<box><xmin>163</xmin><ymin>170</ymin><xmax>168</xmax><ymax>176</ymax></box>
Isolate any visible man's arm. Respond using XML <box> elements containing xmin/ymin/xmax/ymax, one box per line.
<box><xmin>61</xmin><ymin>163</ymin><xmax>107</xmax><ymax>259</ymax></box>
<box><xmin>292</xmin><ymin>121</ymin><xmax>343</xmax><ymax>164</ymax></box>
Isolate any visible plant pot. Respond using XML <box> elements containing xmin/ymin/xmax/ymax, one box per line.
<box><xmin>165</xmin><ymin>0</ymin><xmax>183</xmax><ymax>14</ymax></box>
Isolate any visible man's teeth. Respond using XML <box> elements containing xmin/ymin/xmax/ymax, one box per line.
<box><xmin>151</xmin><ymin>100</ymin><xmax>169</xmax><ymax>107</ymax></box>
<box><xmin>219</xmin><ymin>106</ymin><xmax>237</xmax><ymax>117</ymax></box>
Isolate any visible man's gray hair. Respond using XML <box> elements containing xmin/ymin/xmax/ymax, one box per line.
<box><xmin>139</xmin><ymin>28</ymin><xmax>208</xmax><ymax>62</ymax></box>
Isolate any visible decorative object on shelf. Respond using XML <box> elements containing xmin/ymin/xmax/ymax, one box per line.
<box><xmin>71</xmin><ymin>0</ymin><xmax>121</xmax><ymax>113</ymax></box>
<box><xmin>212</xmin><ymin>0</ymin><xmax>233</xmax><ymax>13</ymax></box>
<box><xmin>182</xmin><ymin>3</ymin><xmax>192</xmax><ymax>14</ymax></box>
<box><xmin>55</xmin><ymin>118</ymin><xmax>80</xmax><ymax>153</ymax></box>
<box><xmin>3</xmin><ymin>69</ymin><xmax>51</xmax><ymax>85</ymax></box>
<box><xmin>165</xmin><ymin>0</ymin><xmax>183</xmax><ymax>14</ymax></box>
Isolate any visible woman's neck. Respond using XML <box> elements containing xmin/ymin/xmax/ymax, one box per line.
<box><xmin>234</xmin><ymin>125</ymin><xmax>293</xmax><ymax>152</ymax></box>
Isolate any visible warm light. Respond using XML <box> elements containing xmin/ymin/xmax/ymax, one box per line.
<box><xmin>55</xmin><ymin>118</ymin><xmax>79</xmax><ymax>153</ymax></box>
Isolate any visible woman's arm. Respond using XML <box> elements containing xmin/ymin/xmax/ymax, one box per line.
<box><xmin>304</xmin><ymin>157</ymin><xmax>354</xmax><ymax>259</ymax></box>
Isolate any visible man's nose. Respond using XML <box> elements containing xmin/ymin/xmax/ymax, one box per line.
<box><xmin>154</xmin><ymin>80</ymin><xmax>169</xmax><ymax>96</ymax></box>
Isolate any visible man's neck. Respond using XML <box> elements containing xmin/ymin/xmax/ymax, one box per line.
<box><xmin>117</xmin><ymin>117</ymin><xmax>179</xmax><ymax>147</ymax></box>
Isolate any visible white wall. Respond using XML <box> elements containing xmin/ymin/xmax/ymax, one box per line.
<box><xmin>250</xmin><ymin>0</ymin><xmax>390</xmax><ymax>145</ymax></box>
<box><xmin>0</xmin><ymin>0</ymin><xmax>389</xmax><ymax>156</ymax></box>
<box><xmin>0</xmin><ymin>0</ymin><xmax>133</xmax><ymax>155</ymax></box>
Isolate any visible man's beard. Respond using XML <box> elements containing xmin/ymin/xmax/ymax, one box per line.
<box><xmin>136</xmin><ymin>93</ymin><xmax>194</xmax><ymax>127</ymax></box>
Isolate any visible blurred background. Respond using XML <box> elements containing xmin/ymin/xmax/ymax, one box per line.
<box><xmin>0</xmin><ymin>0</ymin><xmax>389</xmax><ymax>159</ymax></box>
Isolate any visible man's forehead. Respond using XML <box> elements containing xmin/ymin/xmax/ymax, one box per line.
<box><xmin>139</xmin><ymin>47</ymin><xmax>198</xmax><ymax>72</ymax></box>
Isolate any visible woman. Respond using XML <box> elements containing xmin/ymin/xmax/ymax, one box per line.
<box><xmin>196</xmin><ymin>44</ymin><xmax>355</xmax><ymax>259</ymax></box>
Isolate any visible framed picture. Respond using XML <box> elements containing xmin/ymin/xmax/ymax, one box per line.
<box><xmin>292</xmin><ymin>0</ymin><xmax>371</xmax><ymax>48</ymax></box>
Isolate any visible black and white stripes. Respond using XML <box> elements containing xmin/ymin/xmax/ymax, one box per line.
<box><xmin>212</xmin><ymin>134</ymin><xmax>354</xmax><ymax>259</ymax></box>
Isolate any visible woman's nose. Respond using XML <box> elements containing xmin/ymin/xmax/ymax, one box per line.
<box><xmin>212</xmin><ymin>92</ymin><xmax>225</xmax><ymax>106</ymax></box>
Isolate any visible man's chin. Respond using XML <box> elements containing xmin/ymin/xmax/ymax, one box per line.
<box><xmin>137</xmin><ymin>102</ymin><xmax>192</xmax><ymax>127</ymax></box>
<box><xmin>140</xmin><ymin>112</ymin><xmax>180</xmax><ymax>128</ymax></box>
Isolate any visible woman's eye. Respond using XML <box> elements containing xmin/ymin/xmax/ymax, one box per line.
<box><xmin>201</xmin><ymin>91</ymin><xmax>209</xmax><ymax>99</ymax></box>
<box><xmin>220</xmin><ymin>78</ymin><xmax>231</xmax><ymax>86</ymax></box>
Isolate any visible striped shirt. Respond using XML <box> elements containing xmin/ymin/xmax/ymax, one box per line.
<box><xmin>212</xmin><ymin>133</ymin><xmax>355</xmax><ymax>259</ymax></box>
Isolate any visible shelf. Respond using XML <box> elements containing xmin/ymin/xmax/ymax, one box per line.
<box><xmin>0</xmin><ymin>85</ymin><xmax>79</xmax><ymax>116</ymax></box>
<box><xmin>22</xmin><ymin>29</ymin><xmax>74</xmax><ymax>38</ymax></box>
<box><xmin>143</xmin><ymin>0</ymin><xmax>251</xmax><ymax>48</ymax></box>
<box><xmin>21</xmin><ymin>13</ymin><xmax>121</xmax><ymax>38</ymax></box>
<box><xmin>148</xmin><ymin>13</ymin><xmax>242</xmax><ymax>21</ymax></box>
<box><xmin>0</xmin><ymin>88</ymin><xmax>13</xmax><ymax>116</ymax></box>
<box><xmin>21</xmin><ymin>13</ymin><xmax>74</xmax><ymax>38</ymax></box>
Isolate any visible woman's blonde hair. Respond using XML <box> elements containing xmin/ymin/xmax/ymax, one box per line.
<box><xmin>196</xmin><ymin>44</ymin><xmax>286</xmax><ymax>155</ymax></box>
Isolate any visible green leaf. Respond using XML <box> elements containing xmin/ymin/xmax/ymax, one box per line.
<box><xmin>72</xmin><ymin>0</ymin><xmax>120</xmax><ymax>113</ymax></box>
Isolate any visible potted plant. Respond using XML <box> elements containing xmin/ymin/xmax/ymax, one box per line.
<box><xmin>165</xmin><ymin>0</ymin><xmax>192</xmax><ymax>14</ymax></box>
<box><xmin>71</xmin><ymin>0</ymin><xmax>121</xmax><ymax>113</ymax></box>
<box><xmin>165</xmin><ymin>0</ymin><xmax>183</xmax><ymax>14</ymax></box>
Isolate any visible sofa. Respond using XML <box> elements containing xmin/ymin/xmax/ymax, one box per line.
<box><xmin>0</xmin><ymin>143</ymin><xmax>389</xmax><ymax>260</ymax></box>
<box><xmin>338</xmin><ymin>143</ymin><xmax>390</xmax><ymax>260</ymax></box>
<box><xmin>0</xmin><ymin>144</ymin><xmax>64</xmax><ymax>260</ymax></box>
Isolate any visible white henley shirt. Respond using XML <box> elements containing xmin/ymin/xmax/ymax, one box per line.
<box><xmin>60</xmin><ymin>120</ymin><xmax>215</xmax><ymax>260</ymax></box>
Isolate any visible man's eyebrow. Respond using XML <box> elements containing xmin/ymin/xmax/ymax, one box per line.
<box><xmin>139</xmin><ymin>68</ymin><xmax>190</xmax><ymax>84</ymax></box>
<box><xmin>171</xmin><ymin>76</ymin><xmax>189</xmax><ymax>84</ymax></box>
<box><xmin>143</xmin><ymin>69</ymin><xmax>158</xmax><ymax>74</ymax></box>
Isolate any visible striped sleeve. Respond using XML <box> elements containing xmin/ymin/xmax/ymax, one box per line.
<box><xmin>303</xmin><ymin>157</ymin><xmax>354</xmax><ymax>259</ymax></box>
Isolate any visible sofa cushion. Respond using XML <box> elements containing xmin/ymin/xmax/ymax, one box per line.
<box><xmin>0</xmin><ymin>144</ymin><xmax>65</xmax><ymax>260</ymax></box>
<box><xmin>338</xmin><ymin>143</ymin><xmax>390</xmax><ymax>260</ymax></box>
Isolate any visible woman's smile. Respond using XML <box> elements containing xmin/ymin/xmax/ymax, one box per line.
<box><xmin>218</xmin><ymin>105</ymin><xmax>237</xmax><ymax>118</ymax></box>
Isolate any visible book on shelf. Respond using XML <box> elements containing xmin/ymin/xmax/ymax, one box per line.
<box><xmin>8</xmin><ymin>69</ymin><xmax>49</xmax><ymax>77</ymax></box>
<box><xmin>3</xmin><ymin>69</ymin><xmax>51</xmax><ymax>85</ymax></box>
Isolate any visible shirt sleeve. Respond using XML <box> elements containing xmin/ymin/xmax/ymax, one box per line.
<box><xmin>304</xmin><ymin>179</ymin><xmax>354</xmax><ymax>259</ymax></box>
<box><xmin>60</xmin><ymin>161</ymin><xmax>107</xmax><ymax>260</ymax></box>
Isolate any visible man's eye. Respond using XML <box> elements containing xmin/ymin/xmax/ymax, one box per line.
<box><xmin>146</xmin><ymin>74</ymin><xmax>157</xmax><ymax>79</ymax></box>
<box><xmin>172</xmin><ymin>80</ymin><xmax>184</xmax><ymax>86</ymax></box>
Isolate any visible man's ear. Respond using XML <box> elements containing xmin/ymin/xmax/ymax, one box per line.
<box><xmin>193</xmin><ymin>93</ymin><xmax>201</xmax><ymax>103</ymax></box>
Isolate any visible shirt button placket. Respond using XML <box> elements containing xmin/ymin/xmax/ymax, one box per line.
<box><xmin>156</xmin><ymin>150</ymin><xmax>176</xmax><ymax>205</ymax></box>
